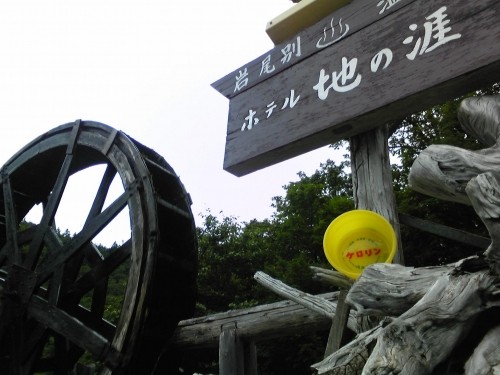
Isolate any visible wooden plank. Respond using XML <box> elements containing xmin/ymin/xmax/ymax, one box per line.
<box><xmin>254</xmin><ymin>271</ymin><xmax>336</xmax><ymax>319</ymax></box>
<box><xmin>27</xmin><ymin>295</ymin><xmax>122</xmax><ymax>370</ymax></box>
<box><xmin>213</xmin><ymin>0</ymin><xmax>500</xmax><ymax>176</ymax></box>
<box><xmin>398</xmin><ymin>212</ymin><xmax>491</xmax><ymax>250</ymax></box>
<box><xmin>324</xmin><ymin>289</ymin><xmax>350</xmax><ymax>357</ymax></box>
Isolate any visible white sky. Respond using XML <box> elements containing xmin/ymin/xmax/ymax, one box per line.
<box><xmin>0</xmin><ymin>0</ymin><xmax>344</xmax><ymax>243</ymax></box>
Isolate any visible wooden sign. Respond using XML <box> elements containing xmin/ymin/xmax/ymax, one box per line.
<box><xmin>212</xmin><ymin>0</ymin><xmax>500</xmax><ymax>176</ymax></box>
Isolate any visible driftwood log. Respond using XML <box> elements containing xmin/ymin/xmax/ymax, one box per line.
<box><xmin>409</xmin><ymin>95</ymin><xmax>500</xmax><ymax>274</ymax></box>
<box><xmin>311</xmin><ymin>95</ymin><xmax>500</xmax><ymax>374</ymax></box>
<box><xmin>312</xmin><ymin>258</ymin><xmax>500</xmax><ymax>374</ymax></box>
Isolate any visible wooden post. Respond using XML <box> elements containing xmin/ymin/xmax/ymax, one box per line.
<box><xmin>244</xmin><ymin>341</ymin><xmax>258</xmax><ymax>375</ymax></box>
<box><xmin>323</xmin><ymin>289</ymin><xmax>350</xmax><ymax>358</ymax></box>
<box><xmin>350</xmin><ymin>125</ymin><xmax>404</xmax><ymax>265</ymax></box>
<box><xmin>219</xmin><ymin>323</ymin><xmax>244</xmax><ymax>375</ymax></box>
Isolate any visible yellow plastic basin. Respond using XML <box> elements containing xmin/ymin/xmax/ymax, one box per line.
<box><xmin>323</xmin><ymin>210</ymin><xmax>397</xmax><ymax>279</ymax></box>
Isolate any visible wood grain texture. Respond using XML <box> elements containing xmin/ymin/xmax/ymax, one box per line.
<box><xmin>312</xmin><ymin>258</ymin><xmax>500</xmax><ymax>374</ymax></box>
<box><xmin>169</xmin><ymin>292</ymin><xmax>344</xmax><ymax>349</ymax></box>
<box><xmin>350</xmin><ymin>126</ymin><xmax>404</xmax><ymax>264</ymax></box>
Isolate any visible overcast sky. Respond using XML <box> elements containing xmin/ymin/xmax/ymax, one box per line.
<box><xmin>0</xmin><ymin>0</ymin><xmax>344</xmax><ymax>243</ymax></box>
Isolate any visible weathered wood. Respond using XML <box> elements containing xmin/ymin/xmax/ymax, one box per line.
<box><xmin>346</xmin><ymin>262</ymin><xmax>455</xmax><ymax>316</ymax></box>
<box><xmin>310</xmin><ymin>266</ymin><xmax>354</xmax><ymax>289</ymax></box>
<box><xmin>312</xmin><ymin>258</ymin><xmax>500</xmax><ymax>374</ymax></box>
<box><xmin>464</xmin><ymin>325</ymin><xmax>500</xmax><ymax>374</ymax></box>
<box><xmin>214</xmin><ymin>0</ymin><xmax>500</xmax><ymax>176</ymax></box>
<box><xmin>254</xmin><ymin>271</ymin><xmax>339</xmax><ymax>320</ymax></box>
<box><xmin>362</xmin><ymin>271</ymin><xmax>495</xmax><ymax>374</ymax></box>
<box><xmin>28</xmin><ymin>295</ymin><xmax>122</xmax><ymax>370</ymax></box>
<box><xmin>398</xmin><ymin>212</ymin><xmax>490</xmax><ymax>250</ymax></box>
<box><xmin>169</xmin><ymin>292</ymin><xmax>352</xmax><ymax>349</ymax></box>
<box><xmin>313</xmin><ymin>324</ymin><xmax>380</xmax><ymax>374</ymax></box>
<box><xmin>0</xmin><ymin>121</ymin><xmax>199</xmax><ymax>373</ymax></box>
<box><xmin>409</xmin><ymin>95</ymin><xmax>500</xmax><ymax>273</ymax></box>
<box><xmin>350</xmin><ymin>125</ymin><xmax>404</xmax><ymax>265</ymax></box>
<box><xmin>219</xmin><ymin>324</ymin><xmax>244</xmax><ymax>375</ymax></box>
<box><xmin>324</xmin><ymin>290</ymin><xmax>350</xmax><ymax>358</ymax></box>
<box><xmin>409</xmin><ymin>95</ymin><xmax>500</xmax><ymax>204</ymax></box>
<box><xmin>213</xmin><ymin>0</ymin><xmax>413</xmax><ymax>99</ymax></box>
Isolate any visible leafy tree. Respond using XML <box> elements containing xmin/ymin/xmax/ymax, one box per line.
<box><xmin>196</xmin><ymin>213</ymin><xmax>278</xmax><ymax>313</ymax></box>
<box><xmin>266</xmin><ymin>159</ymin><xmax>353</xmax><ymax>291</ymax></box>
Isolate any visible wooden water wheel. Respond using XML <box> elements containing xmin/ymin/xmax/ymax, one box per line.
<box><xmin>0</xmin><ymin>120</ymin><xmax>198</xmax><ymax>374</ymax></box>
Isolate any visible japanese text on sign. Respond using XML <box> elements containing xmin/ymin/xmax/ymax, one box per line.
<box><xmin>240</xmin><ymin>5</ymin><xmax>461</xmax><ymax>133</ymax></box>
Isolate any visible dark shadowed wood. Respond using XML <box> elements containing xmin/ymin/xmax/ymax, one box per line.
<box><xmin>398</xmin><ymin>212</ymin><xmax>491</xmax><ymax>250</ymax></box>
<box><xmin>0</xmin><ymin>121</ymin><xmax>198</xmax><ymax>374</ymax></box>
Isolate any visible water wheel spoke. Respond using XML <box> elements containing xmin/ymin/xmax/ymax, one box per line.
<box><xmin>63</xmin><ymin>240</ymin><xmax>132</xmax><ymax>306</ymax></box>
<box><xmin>0</xmin><ymin>225</ymin><xmax>38</xmax><ymax>266</ymax></box>
<box><xmin>85</xmin><ymin>164</ymin><xmax>117</xmax><ymax>223</ymax></box>
<box><xmin>70</xmin><ymin>304</ymin><xmax>116</xmax><ymax>341</ymax></box>
<box><xmin>61</xmin><ymin>243</ymin><xmax>104</xmax><ymax>298</ymax></box>
<box><xmin>2</xmin><ymin>172</ymin><xmax>20</xmax><ymax>265</ymax></box>
<box><xmin>27</xmin><ymin>295</ymin><xmax>122</xmax><ymax>370</ymax></box>
<box><xmin>19</xmin><ymin>324</ymin><xmax>49</xmax><ymax>369</ymax></box>
<box><xmin>36</xmin><ymin>188</ymin><xmax>135</xmax><ymax>286</ymax></box>
<box><xmin>24</xmin><ymin>125</ymin><xmax>81</xmax><ymax>270</ymax></box>
<box><xmin>91</xmin><ymin>278</ymin><xmax>109</xmax><ymax>321</ymax></box>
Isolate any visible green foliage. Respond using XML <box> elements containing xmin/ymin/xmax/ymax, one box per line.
<box><xmin>196</xmin><ymin>213</ymin><xmax>277</xmax><ymax>313</ymax></box>
<box><xmin>271</xmin><ymin>159</ymin><xmax>353</xmax><ymax>262</ymax></box>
